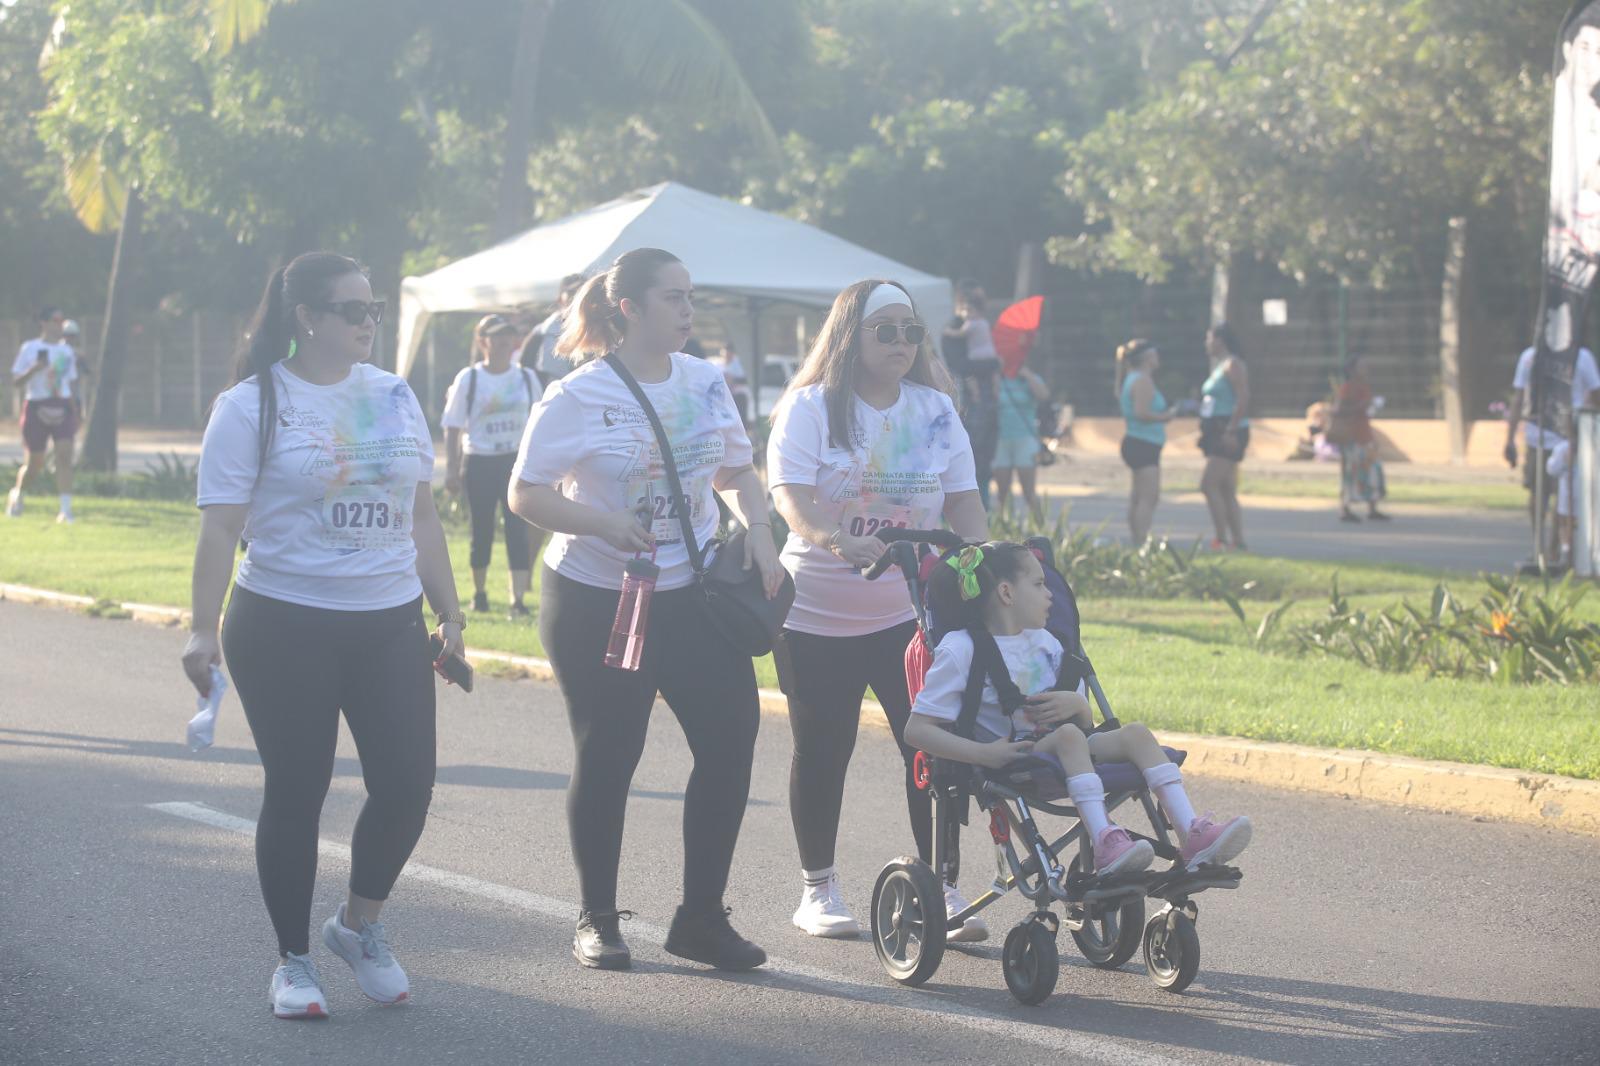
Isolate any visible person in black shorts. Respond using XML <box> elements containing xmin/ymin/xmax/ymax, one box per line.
<box><xmin>1116</xmin><ymin>339</ymin><xmax>1173</xmax><ymax>543</ymax></box>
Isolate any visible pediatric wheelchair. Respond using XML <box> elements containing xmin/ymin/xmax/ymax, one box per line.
<box><xmin>860</xmin><ymin>530</ymin><xmax>1243</xmax><ymax>1005</ymax></box>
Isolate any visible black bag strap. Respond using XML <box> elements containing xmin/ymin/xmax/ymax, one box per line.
<box><xmin>954</xmin><ymin>627</ymin><xmax>1027</xmax><ymax>740</ymax></box>
<box><xmin>603</xmin><ymin>353</ymin><xmax>707</xmax><ymax>577</ymax></box>
<box><xmin>521</xmin><ymin>366</ymin><xmax>535</xmax><ymax>407</ymax></box>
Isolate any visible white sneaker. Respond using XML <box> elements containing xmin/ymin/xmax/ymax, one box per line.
<box><xmin>5</xmin><ymin>489</ymin><xmax>21</xmax><ymax>517</ymax></box>
<box><xmin>792</xmin><ymin>873</ymin><xmax>861</xmax><ymax>938</ymax></box>
<box><xmin>944</xmin><ymin>882</ymin><xmax>988</xmax><ymax>943</ymax></box>
<box><xmin>322</xmin><ymin>904</ymin><xmax>410</xmax><ymax>1004</ymax></box>
<box><xmin>55</xmin><ymin>509</ymin><xmax>73</xmax><ymax>524</ymax></box>
<box><xmin>269</xmin><ymin>952</ymin><xmax>329</xmax><ymax>1020</ymax></box>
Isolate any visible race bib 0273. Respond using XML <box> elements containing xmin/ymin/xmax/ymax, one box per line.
<box><xmin>321</xmin><ymin>485</ymin><xmax>410</xmax><ymax>550</ymax></box>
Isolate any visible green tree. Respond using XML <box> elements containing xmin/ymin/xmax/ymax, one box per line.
<box><xmin>1062</xmin><ymin>0</ymin><xmax>1562</xmax><ymax>285</ymax></box>
<box><xmin>0</xmin><ymin>1</ymin><xmax>107</xmax><ymax>320</ymax></box>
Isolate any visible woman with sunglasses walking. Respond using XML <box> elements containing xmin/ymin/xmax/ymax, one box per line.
<box><xmin>442</xmin><ymin>314</ymin><xmax>540</xmax><ymax>617</ymax></box>
<box><xmin>510</xmin><ymin>248</ymin><xmax>783</xmax><ymax>974</ymax></box>
<box><xmin>768</xmin><ymin>280</ymin><xmax>989</xmax><ymax>942</ymax></box>
<box><xmin>183</xmin><ymin>252</ymin><xmax>464</xmax><ymax>1019</ymax></box>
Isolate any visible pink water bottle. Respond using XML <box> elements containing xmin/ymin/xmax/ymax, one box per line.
<box><xmin>604</xmin><ymin>554</ymin><xmax>660</xmax><ymax>671</ymax></box>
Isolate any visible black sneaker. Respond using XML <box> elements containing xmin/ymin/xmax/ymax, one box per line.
<box><xmin>472</xmin><ymin>590</ymin><xmax>489</xmax><ymax>613</ymax></box>
<box><xmin>508</xmin><ymin>602</ymin><xmax>532</xmax><ymax>620</ymax></box>
<box><xmin>663</xmin><ymin>905</ymin><xmax>766</xmax><ymax>971</ymax></box>
<box><xmin>573</xmin><ymin>909</ymin><xmax>632</xmax><ymax>970</ymax></box>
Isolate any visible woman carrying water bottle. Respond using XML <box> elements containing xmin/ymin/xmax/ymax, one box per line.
<box><xmin>508</xmin><ymin>248</ymin><xmax>783</xmax><ymax>974</ymax></box>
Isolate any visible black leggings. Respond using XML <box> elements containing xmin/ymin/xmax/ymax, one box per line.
<box><xmin>464</xmin><ymin>452</ymin><xmax>530</xmax><ymax>571</ymax></box>
<box><xmin>539</xmin><ymin>566</ymin><xmax>760</xmax><ymax>914</ymax></box>
<box><xmin>222</xmin><ymin>586</ymin><xmax>436</xmax><ymax>956</ymax></box>
<box><xmin>779</xmin><ymin>621</ymin><xmax>930</xmax><ymax>870</ymax></box>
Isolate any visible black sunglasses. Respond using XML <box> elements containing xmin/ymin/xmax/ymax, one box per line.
<box><xmin>867</xmin><ymin>322</ymin><xmax>926</xmax><ymax>345</ymax></box>
<box><xmin>308</xmin><ymin>299</ymin><xmax>386</xmax><ymax>327</ymax></box>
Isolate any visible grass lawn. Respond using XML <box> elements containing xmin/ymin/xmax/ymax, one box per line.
<box><xmin>2</xmin><ymin>496</ymin><xmax>1596</xmax><ymax>779</ymax></box>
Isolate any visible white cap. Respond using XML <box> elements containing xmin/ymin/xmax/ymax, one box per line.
<box><xmin>62</xmin><ymin>319</ymin><xmax>81</xmax><ymax>336</ymax></box>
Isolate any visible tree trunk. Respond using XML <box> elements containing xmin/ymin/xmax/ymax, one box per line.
<box><xmin>1438</xmin><ymin>216</ymin><xmax>1468</xmax><ymax>464</ymax></box>
<box><xmin>80</xmin><ymin>187</ymin><xmax>145</xmax><ymax>473</ymax></box>
<box><xmin>493</xmin><ymin>0</ymin><xmax>556</xmax><ymax>241</ymax></box>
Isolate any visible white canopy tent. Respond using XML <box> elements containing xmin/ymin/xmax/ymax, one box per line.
<box><xmin>396</xmin><ymin>182</ymin><xmax>952</xmax><ymax>395</ymax></box>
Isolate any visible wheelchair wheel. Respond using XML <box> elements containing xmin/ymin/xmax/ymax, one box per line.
<box><xmin>871</xmin><ymin>858</ymin><xmax>947</xmax><ymax>986</ymax></box>
<box><xmin>1142</xmin><ymin>910</ymin><xmax>1200</xmax><ymax>993</ymax></box>
<box><xmin>1066</xmin><ymin>856</ymin><xmax>1144</xmax><ymax>969</ymax></box>
<box><xmin>1002</xmin><ymin>920</ymin><xmax>1059</xmax><ymax>1006</ymax></box>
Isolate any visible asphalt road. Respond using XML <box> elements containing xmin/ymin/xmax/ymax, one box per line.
<box><xmin>2</xmin><ymin>598</ymin><xmax>1597</xmax><ymax>1066</ymax></box>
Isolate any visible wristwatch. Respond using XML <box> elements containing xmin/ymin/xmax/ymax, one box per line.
<box><xmin>435</xmin><ymin>609</ymin><xmax>468</xmax><ymax>630</ymax></box>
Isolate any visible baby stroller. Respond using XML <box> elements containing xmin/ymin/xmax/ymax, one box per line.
<box><xmin>860</xmin><ymin>530</ymin><xmax>1242</xmax><ymax>1005</ymax></box>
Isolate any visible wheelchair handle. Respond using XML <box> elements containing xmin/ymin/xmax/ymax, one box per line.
<box><xmin>858</xmin><ymin>528</ymin><xmax>966</xmax><ymax>581</ymax></box>
<box><xmin>862</xmin><ymin>539</ymin><xmax>918</xmax><ymax>581</ymax></box>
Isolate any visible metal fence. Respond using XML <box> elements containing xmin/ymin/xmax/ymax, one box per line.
<box><xmin>3</xmin><ymin>312</ymin><xmax>250</xmax><ymax>428</ymax></box>
<box><xmin>1037</xmin><ymin>267</ymin><xmax>1534</xmax><ymax>420</ymax></box>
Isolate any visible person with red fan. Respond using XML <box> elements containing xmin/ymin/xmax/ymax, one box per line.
<box><xmin>991</xmin><ymin>296</ymin><xmax>1050</xmax><ymax>522</ymax></box>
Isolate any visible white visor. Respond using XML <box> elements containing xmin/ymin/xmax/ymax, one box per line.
<box><xmin>861</xmin><ymin>283</ymin><xmax>913</xmax><ymax>320</ymax></box>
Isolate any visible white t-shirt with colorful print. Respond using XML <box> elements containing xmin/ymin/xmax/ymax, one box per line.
<box><xmin>440</xmin><ymin>364</ymin><xmax>538</xmax><ymax>456</ymax></box>
<box><xmin>511</xmin><ymin>352</ymin><xmax>753</xmax><ymax>591</ymax></box>
<box><xmin>912</xmin><ymin>628</ymin><xmax>1065</xmax><ymax>741</ymax></box>
<box><xmin>197</xmin><ymin>361</ymin><xmax>435</xmax><ymax>611</ymax></box>
<box><xmin>12</xmin><ymin>340</ymin><xmax>78</xmax><ymax>401</ymax></box>
<box><xmin>767</xmin><ymin>382</ymin><xmax>977</xmax><ymax>637</ymax></box>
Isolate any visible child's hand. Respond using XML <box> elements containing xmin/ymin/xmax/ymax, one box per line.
<box><xmin>980</xmin><ymin>737</ymin><xmax>1035</xmax><ymax>769</ymax></box>
<box><xmin>1023</xmin><ymin>690</ymin><xmax>1091</xmax><ymax>730</ymax></box>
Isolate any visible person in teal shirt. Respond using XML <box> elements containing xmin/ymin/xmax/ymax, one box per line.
<box><xmin>993</xmin><ymin>365</ymin><xmax>1050</xmax><ymax>521</ymax></box>
<box><xmin>1199</xmin><ymin>324</ymin><xmax>1251</xmax><ymax>550</ymax></box>
<box><xmin>1117</xmin><ymin>339</ymin><xmax>1174</xmax><ymax>544</ymax></box>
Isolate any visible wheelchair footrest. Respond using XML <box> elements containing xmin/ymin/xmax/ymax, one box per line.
<box><xmin>1146</xmin><ymin>863</ymin><xmax>1242</xmax><ymax>901</ymax></box>
<box><xmin>1061</xmin><ymin>868</ymin><xmax>1151</xmax><ymax>905</ymax></box>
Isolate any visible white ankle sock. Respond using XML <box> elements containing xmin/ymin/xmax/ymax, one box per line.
<box><xmin>1143</xmin><ymin>763</ymin><xmax>1197</xmax><ymax>837</ymax></box>
<box><xmin>1066</xmin><ymin>773</ymin><xmax>1110</xmax><ymax>838</ymax></box>
<box><xmin>801</xmin><ymin>865</ymin><xmax>835</xmax><ymax>888</ymax></box>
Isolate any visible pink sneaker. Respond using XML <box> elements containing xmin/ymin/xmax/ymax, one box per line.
<box><xmin>1179</xmin><ymin>813</ymin><xmax>1252</xmax><ymax>869</ymax></box>
<box><xmin>1092</xmin><ymin>825</ymin><xmax>1154</xmax><ymax>876</ymax></box>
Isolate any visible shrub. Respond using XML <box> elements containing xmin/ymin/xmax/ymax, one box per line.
<box><xmin>1288</xmin><ymin>573</ymin><xmax>1600</xmax><ymax>685</ymax></box>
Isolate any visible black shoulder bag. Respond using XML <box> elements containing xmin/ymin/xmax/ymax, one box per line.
<box><xmin>604</xmin><ymin>354</ymin><xmax>795</xmax><ymax>657</ymax></box>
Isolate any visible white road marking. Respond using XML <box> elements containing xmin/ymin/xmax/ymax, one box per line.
<box><xmin>149</xmin><ymin>800</ymin><xmax>1181</xmax><ymax>1066</ymax></box>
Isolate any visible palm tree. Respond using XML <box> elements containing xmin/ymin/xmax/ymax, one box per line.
<box><xmin>48</xmin><ymin>0</ymin><xmax>261</xmax><ymax>471</ymax></box>
<box><xmin>46</xmin><ymin>18</ymin><xmax>145</xmax><ymax>472</ymax></box>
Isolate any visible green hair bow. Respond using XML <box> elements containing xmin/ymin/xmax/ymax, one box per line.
<box><xmin>945</xmin><ymin>544</ymin><xmax>985</xmax><ymax>601</ymax></box>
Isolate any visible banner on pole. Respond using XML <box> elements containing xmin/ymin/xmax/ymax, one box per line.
<box><xmin>1532</xmin><ymin>2</ymin><xmax>1600</xmax><ymax>445</ymax></box>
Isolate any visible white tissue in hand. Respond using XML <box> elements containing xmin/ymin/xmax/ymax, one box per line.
<box><xmin>186</xmin><ymin>666</ymin><xmax>228</xmax><ymax>752</ymax></box>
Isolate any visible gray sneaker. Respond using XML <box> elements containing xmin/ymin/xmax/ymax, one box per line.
<box><xmin>322</xmin><ymin>904</ymin><xmax>410</xmax><ymax>1004</ymax></box>
<box><xmin>269</xmin><ymin>952</ymin><xmax>329</xmax><ymax>1019</ymax></box>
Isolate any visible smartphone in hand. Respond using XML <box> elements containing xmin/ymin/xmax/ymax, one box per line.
<box><xmin>427</xmin><ymin>634</ymin><xmax>474</xmax><ymax>692</ymax></box>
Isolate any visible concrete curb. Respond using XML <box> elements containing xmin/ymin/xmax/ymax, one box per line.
<box><xmin>5</xmin><ymin>580</ymin><xmax>1598</xmax><ymax>837</ymax></box>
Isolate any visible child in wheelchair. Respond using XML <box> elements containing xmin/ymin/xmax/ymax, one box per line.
<box><xmin>902</xmin><ymin>542</ymin><xmax>1251</xmax><ymax>877</ymax></box>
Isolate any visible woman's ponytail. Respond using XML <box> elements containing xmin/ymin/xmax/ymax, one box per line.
<box><xmin>1114</xmin><ymin>338</ymin><xmax>1151</xmax><ymax>400</ymax></box>
<box><xmin>556</xmin><ymin>274</ymin><xmax>619</xmax><ymax>361</ymax></box>
<box><xmin>554</xmin><ymin>247</ymin><xmax>683</xmax><ymax>363</ymax></box>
